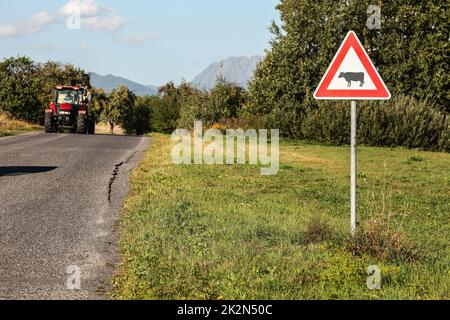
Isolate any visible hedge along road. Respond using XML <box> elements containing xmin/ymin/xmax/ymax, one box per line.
<box><xmin>0</xmin><ymin>132</ymin><xmax>149</xmax><ymax>299</ymax></box>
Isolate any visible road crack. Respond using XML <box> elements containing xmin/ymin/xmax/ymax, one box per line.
<box><xmin>108</xmin><ymin>151</ymin><xmax>137</xmax><ymax>203</ymax></box>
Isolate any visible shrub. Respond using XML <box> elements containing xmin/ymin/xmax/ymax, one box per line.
<box><xmin>151</xmin><ymin>98</ymin><xmax>180</xmax><ymax>134</ymax></box>
<box><xmin>177</xmin><ymin>88</ymin><xmax>209</xmax><ymax>129</ymax></box>
<box><xmin>122</xmin><ymin>96</ymin><xmax>152</xmax><ymax>135</ymax></box>
<box><xmin>177</xmin><ymin>79</ymin><xmax>247</xmax><ymax>129</ymax></box>
<box><xmin>301</xmin><ymin>96</ymin><xmax>449</xmax><ymax>152</ymax></box>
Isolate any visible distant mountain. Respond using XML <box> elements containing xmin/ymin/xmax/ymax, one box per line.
<box><xmin>146</xmin><ymin>84</ymin><xmax>159</xmax><ymax>92</ymax></box>
<box><xmin>192</xmin><ymin>55</ymin><xmax>263</xmax><ymax>90</ymax></box>
<box><xmin>89</xmin><ymin>72</ymin><xmax>157</xmax><ymax>96</ymax></box>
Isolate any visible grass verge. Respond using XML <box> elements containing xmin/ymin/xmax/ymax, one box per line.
<box><xmin>113</xmin><ymin>134</ymin><xmax>449</xmax><ymax>300</ymax></box>
<box><xmin>0</xmin><ymin>114</ymin><xmax>42</xmax><ymax>137</ymax></box>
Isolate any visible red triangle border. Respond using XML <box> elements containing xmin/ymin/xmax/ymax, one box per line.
<box><xmin>314</xmin><ymin>31</ymin><xmax>391</xmax><ymax>100</ymax></box>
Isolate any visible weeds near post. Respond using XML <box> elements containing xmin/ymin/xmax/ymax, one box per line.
<box><xmin>348</xmin><ymin>183</ymin><xmax>423</xmax><ymax>263</ymax></box>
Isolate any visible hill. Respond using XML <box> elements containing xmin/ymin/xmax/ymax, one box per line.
<box><xmin>90</xmin><ymin>72</ymin><xmax>157</xmax><ymax>96</ymax></box>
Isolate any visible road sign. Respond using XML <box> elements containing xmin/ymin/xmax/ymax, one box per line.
<box><xmin>314</xmin><ymin>31</ymin><xmax>391</xmax><ymax>100</ymax></box>
<box><xmin>313</xmin><ymin>31</ymin><xmax>391</xmax><ymax>235</ymax></box>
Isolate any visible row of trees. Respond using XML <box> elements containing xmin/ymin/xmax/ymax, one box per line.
<box><xmin>145</xmin><ymin>0</ymin><xmax>449</xmax><ymax>151</ymax></box>
<box><xmin>0</xmin><ymin>57</ymin><xmax>89</xmax><ymax>123</ymax></box>
<box><xmin>0</xmin><ymin>56</ymin><xmax>150</xmax><ymax>135</ymax></box>
<box><xmin>1</xmin><ymin>0</ymin><xmax>448</xmax><ymax>150</ymax></box>
<box><xmin>145</xmin><ymin>80</ymin><xmax>449</xmax><ymax>152</ymax></box>
<box><xmin>0</xmin><ymin>53</ymin><xmax>447</xmax><ymax>151</ymax></box>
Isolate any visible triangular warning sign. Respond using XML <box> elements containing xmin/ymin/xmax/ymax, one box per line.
<box><xmin>314</xmin><ymin>31</ymin><xmax>391</xmax><ymax>100</ymax></box>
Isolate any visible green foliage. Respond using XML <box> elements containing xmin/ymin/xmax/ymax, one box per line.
<box><xmin>105</xmin><ymin>85</ymin><xmax>137</xmax><ymax>134</ymax></box>
<box><xmin>122</xmin><ymin>96</ymin><xmax>153</xmax><ymax>135</ymax></box>
<box><xmin>247</xmin><ymin>0</ymin><xmax>450</xmax><ymax>136</ymax></box>
<box><xmin>151</xmin><ymin>100</ymin><xmax>180</xmax><ymax>134</ymax></box>
<box><xmin>206</xmin><ymin>78</ymin><xmax>247</xmax><ymax>122</ymax></box>
<box><xmin>176</xmin><ymin>88</ymin><xmax>208</xmax><ymax>129</ymax></box>
<box><xmin>165</xmin><ymin>81</ymin><xmax>203</xmax><ymax>130</ymax></box>
<box><xmin>0</xmin><ymin>56</ymin><xmax>91</xmax><ymax>124</ymax></box>
<box><xmin>0</xmin><ymin>57</ymin><xmax>42</xmax><ymax>123</ymax></box>
<box><xmin>90</xmin><ymin>87</ymin><xmax>108</xmax><ymax>122</ymax></box>
<box><xmin>301</xmin><ymin>96</ymin><xmax>449</xmax><ymax>152</ymax></box>
<box><xmin>177</xmin><ymin>79</ymin><xmax>247</xmax><ymax>129</ymax></box>
<box><xmin>149</xmin><ymin>82</ymin><xmax>182</xmax><ymax>133</ymax></box>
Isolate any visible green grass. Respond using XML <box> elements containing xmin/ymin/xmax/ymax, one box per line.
<box><xmin>113</xmin><ymin>134</ymin><xmax>450</xmax><ymax>300</ymax></box>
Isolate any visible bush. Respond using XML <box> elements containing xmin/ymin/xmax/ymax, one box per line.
<box><xmin>301</xmin><ymin>96</ymin><xmax>449</xmax><ymax>152</ymax></box>
<box><xmin>178</xmin><ymin>79</ymin><xmax>246</xmax><ymax>129</ymax></box>
<box><xmin>105</xmin><ymin>86</ymin><xmax>136</xmax><ymax>134</ymax></box>
<box><xmin>177</xmin><ymin>88</ymin><xmax>208</xmax><ymax>129</ymax></box>
<box><xmin>151</xmin><ymin>98</ymin><xmax>180</xmax><ymax>134</ymax></box>
<box><xmin>122</xmin><ymin>96</ymin><xmax>152</xmax><ymax>135</ymax></box>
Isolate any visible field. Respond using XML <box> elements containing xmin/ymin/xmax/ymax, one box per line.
<box><xmin>113</xmin><ymin>134</ymin><xmax>449</xmax><ymax>300</ymax></box>
<box><xmin>0</xmin><ymin>114</ymin><xmax>42</xmax><ymax>137</ymax></box>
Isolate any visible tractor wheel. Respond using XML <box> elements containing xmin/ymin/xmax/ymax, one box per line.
<box><xmin>76</xmin><ymin>112</ymin><xmax>87</xmax><ymax>134</ymax></box>
<box><xmin>45</xmin><ymin>111</ymin><xmax>55</xmax><ymax>133</ymax></box>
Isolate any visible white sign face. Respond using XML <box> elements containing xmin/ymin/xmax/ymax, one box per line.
<box><xmin>327</xmin><ymin>47</ymin><xmax>377</xmax><ymax>91</ymax></box>
<box><xmin>314</xmin><ymin>31</ymin><xmax>391</xmax><ymax>100</ymax></box>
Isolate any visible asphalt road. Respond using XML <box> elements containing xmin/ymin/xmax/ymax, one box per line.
<box><xmin>0</xmin><ymin>132</ymin><xmax>149</xmax><ymax>300</ymax></box>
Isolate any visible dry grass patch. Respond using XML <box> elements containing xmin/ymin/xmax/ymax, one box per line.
<box><xmin>95</xmin><ymin>122</ymin><xmax>125</xmax><ymax>135</ymax></box>
<box><xmin>0</xmin><ymin>113</ymin><xmax>41</xmax><ymax>136</ymax></box>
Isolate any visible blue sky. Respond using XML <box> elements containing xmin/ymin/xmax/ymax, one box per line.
<box><xmin>0</xmin><ymin>0</ymin><xmax>280</xmax><ymax>85</ymax></box>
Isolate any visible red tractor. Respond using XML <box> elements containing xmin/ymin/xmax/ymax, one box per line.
<box><xmin>45</xmin><ymin>86</ymin><xmax>95</xmax><ymax>134</ymax></box>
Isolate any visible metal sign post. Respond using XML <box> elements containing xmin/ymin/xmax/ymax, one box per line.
<box><xmin>350</xmin><ymin>101</ymin><xmax>357</xmax><ymax>235</ymax></box>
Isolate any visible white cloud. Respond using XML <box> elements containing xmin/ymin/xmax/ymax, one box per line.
<box><xmin>25</xmin><ymin>12</ymin><xmax>55</xmax><ymax>35</ymax></box>
<box><xmin>83</xmin><ymin>15</ymin><xmax>128</xmax><ymax>32</ymax></box>
<box><xmin>59</xmin><ymin>0</ymin><xmax>127</xmax><ymax>33</ymax></box>
<box><xmin>0</xmin><ymin>25</ymin><xmax>18</xmax><ymax>38</ymax></box>
<box><xmin>0</xmin><ymin>11</ymin><xmax>54</xmax><ymax>38</ymax></box>
<box><xmin>59</xmin><ymin>0</ymin><xmax>106</xmax><ymax>17</ymax></box>
<box><xmin>120</xmin><ymin>32</ymin><xmax>156</xmax><ymax>45</ymax></box>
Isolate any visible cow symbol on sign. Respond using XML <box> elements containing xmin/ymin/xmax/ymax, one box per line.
<box><xmin>338</xmin><ymin>72</ymin><xmax>365</xmax><ymax>88</ymax></box>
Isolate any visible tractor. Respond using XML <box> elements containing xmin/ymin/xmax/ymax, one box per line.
<box><xmin>45</xmin><ymin>86</ymin><xmax>95</xmax><ymax>134</ymax></box>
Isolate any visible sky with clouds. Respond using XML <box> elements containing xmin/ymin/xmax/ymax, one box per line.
<box><xmin>0</xmin><ymin>0</ymin><xmax>279</xmax><ymax>85</ymax></box>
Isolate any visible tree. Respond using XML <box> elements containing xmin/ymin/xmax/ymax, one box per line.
<box><xmin>122</xmin><ymin>96</ymin><xmax>152</xmax><ymax>135</ymax></box>
<box><xmin>90</xmin><ymin>87</ymin><xmax>108</xmax><ymax>122</ymax></box>
<box><xmin>0</xmin><ymin>56</ymin><xmax>42</xmax><ymax>123</ymax></box>
<box><xmin>38</xmin><ymin>61</ymin><xmax>65</xmax><ymax>108</ymax></box>
<box><xmin>206</xmin><ymin>78</ymin><xmax>246</xmax><ymax>121</ymax></box>
<box><xmin>247</xmin><ymin>0</ymin><xmax>450</xmax><ymax>138</ymax></box>
<box><xmin>105</xmin><ymin>85</ymin><xmax>136</xmax><ymax>134</ymax></box>
<box><xmin>177</xmin><ymin>79</ymin><xmax>246</xmax><ymax>129</ymax></box>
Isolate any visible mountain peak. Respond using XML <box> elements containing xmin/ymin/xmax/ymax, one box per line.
<box><xmin>193</xmin><ymin>55</ymin><xmax>263</xmax><ymax>90</ymax></box>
